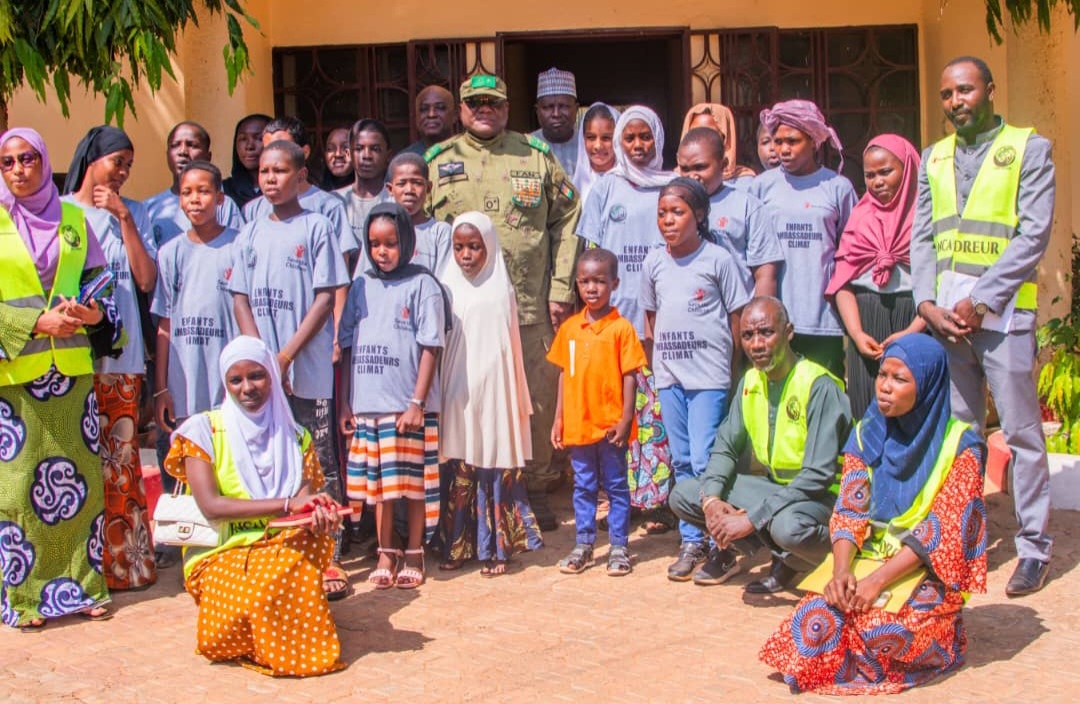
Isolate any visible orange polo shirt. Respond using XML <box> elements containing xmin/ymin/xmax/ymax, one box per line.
<box><xmin>547</xmin><ymin>307</ymin><xmax>647</xmax><ymax>446</ymax></box>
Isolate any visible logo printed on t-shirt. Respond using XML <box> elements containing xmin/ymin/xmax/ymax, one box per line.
<box><xmin>716</xmin><ymin>216</ymin><xmax>728</xmax><ymax>229</ymax></box>
<box><xmin>285</xmin><ymin>243</ymin><xmax>308</xmax><ymax>271</ymax></box>
<box><xmin>224</xmin><ymin>267</ymin><xmax>233</xmax><ymax>281</ymax></box>
<box><xmin>393</xmin><ymin>305</ymin><xmax>413</xmax><ymax>332</ymax></box>
<box><xmin>295</xmin><ymin>244</ymin><xmax>306</xmax><ymax>259</ymax></box>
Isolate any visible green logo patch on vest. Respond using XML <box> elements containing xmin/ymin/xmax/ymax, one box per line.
<box><xmin>993</xmin><ymin>145</ymin><xmax>1017</xmax><ymax>167</ymax></box>
<box><xmin>60</xmin><ymin>224</ymin><xmax>81</xmax><ymax>249</ymax></box>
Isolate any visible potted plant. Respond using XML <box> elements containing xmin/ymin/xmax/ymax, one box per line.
<box><xmin>1037</xmin><ymin>309</ymin><xmax>1080</xmax><ymax>454</ymax></box>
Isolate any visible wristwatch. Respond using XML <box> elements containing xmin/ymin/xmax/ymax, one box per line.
<box><xmin>969</xmin><ymin>296</ymin><xmax>989</xmax><ymax>317</ymax></box>
<box><xmin>409</xmin><ymin>397</ymin><xmax>425</xmax><ymax>409</ymax></box>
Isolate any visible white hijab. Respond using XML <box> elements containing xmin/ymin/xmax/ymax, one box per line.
<box><xmin>610</xmin><ymin>105</ymin><xmax>674</xmax><ymax>188</ymax></box>
<box><xmin>573</xmin><ymin>102</ymin><xmax>622</xmax><ymax>206</ymax></box>
<box><xmin>438</xmin><ymin>212</ymin><xmax>533</xmax><ymax>469</ymax></box>
<box><xmin>216</xmin><ymin>335</ymin><xmax>303</xmax><ymax>500</ymax></box>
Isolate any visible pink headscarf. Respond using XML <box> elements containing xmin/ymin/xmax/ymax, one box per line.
<box><xmin>0</xmin><ymin>127</ymin><xmax>64</xmax><ymax>277</ymax></box>
<box><xmin>825</xmin><ymin>134</ymin><xmax>920</xmax><ymax>297</ymax></box>
<box><xmin>759</xmin><ymin>99</ymin><xmax>844</xmax><ymax>172</ymax></box>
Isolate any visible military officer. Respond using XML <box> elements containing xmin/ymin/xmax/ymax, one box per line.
<box><xmin>426</xmin><ymin>74</ymin><xmax>583</xmax><ymax>530</ymax></box>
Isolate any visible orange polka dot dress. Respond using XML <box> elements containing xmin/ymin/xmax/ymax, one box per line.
<box><xmin>166</xmin><ymin>436</ymin><xmax>344</xmax><ymax>677</ymax></box>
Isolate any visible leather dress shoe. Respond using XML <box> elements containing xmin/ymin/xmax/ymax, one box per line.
<box><xmin>745</xmin><ymin>558</ymin><xmax>798</xmax><ymax>594</ymax></box>
<box><xmin>1005</xmin><ymin>558</ymin><xmax>1050</xmax><ymax>597</ymax></box>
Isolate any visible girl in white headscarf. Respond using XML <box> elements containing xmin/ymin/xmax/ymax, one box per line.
<box><xmin>165</xmin><ymin>335</ymin><xmax>345</xmax><ymax>677</ymax></box>
<box><xmin>572</xmin><ymin>102</ymin><xmax>622</xmax><ymax>206</ymax></box>
<box><xmin>438</xmin><ymin>212</ymin><xmax>543</xmax><ymax>576</ymax></box>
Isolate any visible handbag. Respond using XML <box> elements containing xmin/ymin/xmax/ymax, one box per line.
<box><xmin>152</xmin><ymin>484</ymin><xmax>222</xmax><ymax>548</ymax></box>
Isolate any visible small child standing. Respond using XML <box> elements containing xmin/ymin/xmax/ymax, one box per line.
<box><xmin>385</xmin><ymin>152</ymin><xmax>451</xmax><ymax>276</ymax></box>
<box><xmin>338</xmin><ymin>203</ymin><xmax>446</xmax><ymax>590</ymax></box>
<box><xmin>548</xmin><ymin>248</ymin><xmax>647</xmax><ymax>576</ymax></box>
<box><xmin>152</xmin><ymin>161</ymin><xmax>239</xmax><ymax>436</ymax></box>
<box><xmin>642</xmin><ymin>177</ymin><xmax>751</xmax><ymax>585</ymax></box>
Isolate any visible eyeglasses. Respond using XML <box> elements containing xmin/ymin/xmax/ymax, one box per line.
<box><xmin>464</xmin><ymin>96</ymin><xmax>506</xmax><ymax>110</ymax></box>
<box><xmin>0</xmin><ymin>151</ymin><xmax>40</xmax><ymax>172</ymax></box>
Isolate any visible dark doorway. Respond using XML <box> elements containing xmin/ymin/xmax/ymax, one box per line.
<box><xmin>499</xmin><ymin>29</ymin><xmax>690</xmax><ymax>168</ymax></box>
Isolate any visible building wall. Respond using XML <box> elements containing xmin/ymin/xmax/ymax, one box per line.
<box><xmin>7</xmin><ymin>0</ymin><xmax>1076</xmax><ymax>316</ymax></box>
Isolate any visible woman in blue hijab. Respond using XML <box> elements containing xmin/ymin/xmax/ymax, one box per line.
<box><xmin>761</xmin><ymin>333</ymin><xmax>989</xmax><ymax>694</ymax></box>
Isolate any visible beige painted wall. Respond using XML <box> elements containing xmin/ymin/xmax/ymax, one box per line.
<box><xmin>5</xmin><ymin>0</ymin><xmax>1076</xmax><ymax>317</ymax></box>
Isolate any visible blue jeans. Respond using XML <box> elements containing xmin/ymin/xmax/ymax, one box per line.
<box><xmin>658</xmin><ymin>385</ymin><xmax>730</xmax><ymax>544</ymax></box>
<box><xmin>569</xmin><ymin>439</ymin><xmax>631</xmax><ymax>547</ymax></box>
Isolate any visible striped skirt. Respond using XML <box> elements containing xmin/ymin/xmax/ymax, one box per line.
<box><xmin>345</xmin><ymin>413</ymin><xmax>440</xmax><ymax>541</ymax></box>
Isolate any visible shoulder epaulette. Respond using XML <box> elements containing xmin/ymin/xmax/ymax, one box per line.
<box><xmin>424</xmin><ymin>142</ymin><xmax>448</xmax><ymax>163</ymax></box>
<box><xmin>527</xmin><ymin>134</ymin><xmax>551</xmax><ymax>154</ymax></box>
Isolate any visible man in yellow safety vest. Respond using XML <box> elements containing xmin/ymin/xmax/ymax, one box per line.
<box><xmin>669</xmin><ymin>297</ymin><xmax>852</xmax><ymax>591</ymax></box>
<box><xmin>910</xmin><ymin>56</ymin><xmax>1055</xmax><ymax>597</ymax></box>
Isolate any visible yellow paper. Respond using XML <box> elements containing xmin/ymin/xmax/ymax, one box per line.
<box><xmin>797</xmin><ymin>554</ymin><xmax>928</xmax><ymax>614</ymax></box>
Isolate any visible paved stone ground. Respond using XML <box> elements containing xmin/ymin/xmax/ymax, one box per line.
<box><xmin>2</xmin><ymin>487</ymin><xmax>1078</xmax><ymax>703</ymax></box>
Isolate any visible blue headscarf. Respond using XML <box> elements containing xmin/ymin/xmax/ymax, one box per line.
<box><xmin>843</xmin><ymin>333</ymin><xmax>983</xmax><ymax>521</ymax></box>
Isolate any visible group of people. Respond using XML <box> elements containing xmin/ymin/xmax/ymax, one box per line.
<box><xmin>0</xmin><ymin>53</ymin><xmax>1055</xmax><ymax>692</ymax></box>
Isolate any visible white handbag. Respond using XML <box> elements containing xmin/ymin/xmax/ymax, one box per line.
<box><xmin>152</xmin><ymin>485</ymin><xmax>222</xmax><ymax>548</ymax></box>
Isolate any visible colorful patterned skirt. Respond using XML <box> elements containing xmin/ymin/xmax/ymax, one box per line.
<box><xmin>759</xmin><ymin>583</ymin><xmax>968</xmax><ymax>694</ymax></box>
<box><xmin>0</xmin><ymin>369</ymin><xmax>110</xmax><ymax>627</ymax></box>
<box><xmin>345</xmin><ymin>412</ymin><xmax>440</xmax><ymax>542</ymax></box>
<box><xmin>186</xmin><ymin>529</ymin><xmax>344</xmax><ymax>677</ymax></box>
<box><xmin>441</xmin><ymin>461</ymin><xmax>544</xmax><ymax>562</ymax></box>
<box><xmin>94</xmin><ymin>373</ymin><xmax>157</xmax><ymax>590</ymax></box>
<box><xmin>627</xmin><ymin>368</ymin><xmax>672</xmax><ymax>510</ymax></box>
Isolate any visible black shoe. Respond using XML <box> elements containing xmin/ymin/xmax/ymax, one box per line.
<box><xmin>745</xmin><ymin>558</ymin><xmax>798</xmax><ymax>594</ymax></box>
<box><xmin>529</xmin><ymin>492</ymin><xmax>559</xmax><ymax>532</ymax></box>
<box><xmin>667</xmin><ymin>542</ymin><xmax>707</xmax><ymax>581</ymax></box>
<box><xmin>693</xmin><ymin>547</ymin><xmax>740</xmax><ymax>585</ymax></box>
<box><xmin>1005</xmin><ymin>558</ymin><xmax>1050</xmax><ymax>597</ymax></box>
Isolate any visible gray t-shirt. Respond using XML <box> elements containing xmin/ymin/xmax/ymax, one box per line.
<box><xmin>708</xmin><ymin>186</ymin><xmax>784</xmax><ymax>292</ymax></box>
<box><xmin>243</xmin><ymin>184</ymin><xmax>355</xmax><ymax>257</ymax></box>
<box><xmin>334</xmin><ymin>185</ymin><xmax>394</xmax><ymax>266</ymax></box>
<box><xmin>579</xmin><ymin>174</ymin><xmax>664</xmax><ymax>338</ymax></box>
<box><xmin>229</xmin><ymin>211</ymin><xmax>348</xmax><ymax>400</ymax></box>
<box><xmin>750</xmin><ymin>167</ymin><xmax>857</xmax><ymax>336</ymax></box>
<box><xmin>62</xmin><ymin>195</ymin><xmax>155</xmax><ymax>375</ymax></box>
<box><xmin>143</xmin><ymin>187</ymin><xmax>244</xmax><ymax>250</ymax></box>
<box><xmin>150</xmin><ymin>229</ymin><xmax>239</xmax><ymax>417</ymax></box>
<box><xmin>641</xmin><ymin>240</ymin><xmax>751</xmax><ymax>391</ymax></box>
<box><xmin>338</xmin><ymin>271</ymin><xmax>446</xmax><ymax>415</ymax></box>
<box><xmin>413</xmin><ymin>218</ymin><xmax>452</xmax><ymax>277</ymax></box>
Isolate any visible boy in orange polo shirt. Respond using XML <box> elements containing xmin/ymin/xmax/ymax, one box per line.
<box><xmin>549</xmin><ymin>248</ymin><xmax>647</xmax><ymax>576</ymax></box>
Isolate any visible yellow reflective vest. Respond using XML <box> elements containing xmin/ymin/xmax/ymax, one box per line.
<box><xmin>741</xmin><ymin>359</ymin><xmax>844</xmax><ymax>493</ymax></box>
<box><xmin>926</xmin><ymin>124</ymin><xmax>1037</xmax><ymax>309</ymax></box>
<box><xmin>181</xmin><ymin>409</ymin><xmax>312</xmax><ymax>579</ymax></box>
<box><xmin>0</xmin><ymin>202</ymin><xmax>94</xmax><ymax>385</ymax></box>
<box><xmin>852</xmin><ymin>417</ymin><xmax>972</xmax><ymax>558</ymax></box>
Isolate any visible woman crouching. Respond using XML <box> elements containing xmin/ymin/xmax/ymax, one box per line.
<box><xmin>165</xmin><ymin>335</ymin><xmax>345</xmax><ymax>676</ymax></box>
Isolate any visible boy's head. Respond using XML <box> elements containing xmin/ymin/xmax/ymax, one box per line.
<box><xmin>677</xmin><ymin>127</ymin><xmax>727</xmax><ymax>196</ymax></box>
<box><xmin>387</xmin><ymin>152</ymin><xmax>431</xmax><ymax>218</ymax></box>
<box><xmin>575</xmin><ymin>248</ymin><xmax>619</xmax><ymax>313</ymax></box>
<box><xmin>350</xmin><ymin>119</ymin><xmax>392</xmax><ymax>183</ymax></box>
<box><xmin>179</xmin><ymin>160</ymin><xmax>224</xmax><ymax>226</ymax></box>
<box><xmin>166</xmin><ymin>121</ymin><xmax>211</xmax><ymax>179</ymax></box>
<box><xmin>258</xmin><ymin>140</ymin><xmax>307</xmax><ymax>205</ymax></box>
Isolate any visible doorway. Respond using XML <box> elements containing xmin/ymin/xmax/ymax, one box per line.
<box><xmin>499</xmin><ymin>28</ymin><xmax>690</xmax><ymax>168</ymax></box>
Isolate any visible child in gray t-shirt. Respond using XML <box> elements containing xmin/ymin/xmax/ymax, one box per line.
<box><xmin>338</xmin><ymin>202</ymin><xmax>446</xmax><ymax>590</ymax></box>
<box><xmin>386</xmin><ymin>153</ymin><xmax>451</xmax><ymax>277</ymax></box>
<box><xmin>151</xmin><ymin>162</ymin><xmax>238</xmax><ymax>430</ymax></box>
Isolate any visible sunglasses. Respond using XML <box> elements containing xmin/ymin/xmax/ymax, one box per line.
<box><xmin>0</xmin><ymin>151</ymin><xmax>41</xmax><ymax>172</ymax></box>
<box><xmin>464</xmin><ymin>96</ymin><xmax>506</xmax><ymax>110</ymax></box>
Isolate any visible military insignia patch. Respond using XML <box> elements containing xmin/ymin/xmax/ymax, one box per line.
<box><xmin>59</xmin><ymin>224</ymin><xmax>81</xmax><ymax>249</ymax></box>
<box><xmin>511</xmin><ymin>174</ymin><xmax>542</xmax><ymax>208</ymax></box>
<box><xmin>785</xmin><ymin>396</ymin><xmax>802</xmax><ymax>422</ymax></box>
<box><xmin>483</xmin><ymin>196</ymin><xmax>501</xmax><ymax>212</ymax></box>
<box><xmin>559</xmin><ymin>181</ymin><xmax>575</xmax><ymax>201</ymax></box>
<box><xmin>993</xmin><ymin>145</ymin><xmax>1017</xmax><ymax>167</ymax></box>
<box><xmin>437</xmin><ymin>161</ymin><xmax>468</xmax><ymax>185</ymax></box>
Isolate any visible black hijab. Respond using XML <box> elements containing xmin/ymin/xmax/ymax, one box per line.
<box><xmin>659</xmin><ymin>176</ymin><xmax>717</xmax><ymax>244</ymax></box>
<box><xmin>222</xmin><ymin>113</ymin><xmax>272</xmax><ymax>208</ymax></box>
<box><xmin>62</xmin><ymin>126</ymin><xmax>134</xmax><ymax>194</ymax></box>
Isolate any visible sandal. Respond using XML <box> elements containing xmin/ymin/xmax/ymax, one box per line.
<box><xmin>396</xmin><ymin>549</ymin><xmax>425</xmax><ymax>589</ymax></box>
<box><xmin>81</xmin><ymin>606</ymin><xmax>113</xmax><ymax>622</ymax></box>
<box><xmin>323</xmin><ymin>562</ymin><xmax>350</xmax><ymax>601</ymax></box>
<box><xmin>19</xmin><ymin>618</ymin><xmax>47</xmax><ymax>632</ymax></box>
<box><xmin>480</xmin><ymin>560</ymin><xmax>508</xmax><ymax>578</ymax></box>
<box><xmin>438</xmin><ymin>558</ymin><xmax>466</xmax><ymax>571</ymax></box>
<box><xmin>558</xmin><ymin>544</ymin><xmax>595</xmax><ymax>574</ymax></box>
<box><xmin>643</xmin><ymin>507</ymin><xmax>676</xmax><ymax>535</ymax></box>
<box><xmin>367</xmin><ymin>548</ymin><xmax>401</xmax><ymax>590</ymax></box>
<box><xmin>607</xmin><ymin>546</ymin><xmax>632</xmax><ymax>576</ymax></box>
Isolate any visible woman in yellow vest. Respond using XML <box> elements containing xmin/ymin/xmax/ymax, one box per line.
<box><xmin>165</xmin><ymin>335</ymin><xmax>345</xmax><ymax>676</ymax></box>
<box><xmin>760</xmin><ymin>333</ymin><xmax>987</xmax><ymax>693</ymax></box>
<box><xmin>0</xmin><ymin>128</ymin><xmax>120</xmax><ymax>630</ymax></box>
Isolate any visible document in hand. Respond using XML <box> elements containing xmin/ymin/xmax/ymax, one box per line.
<box><xmin>937</xmin><ymin>270</ymin><xmax>1015</xmax><ymax>333</ymax></box>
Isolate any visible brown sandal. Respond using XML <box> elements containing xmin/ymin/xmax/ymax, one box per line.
<box><xmin>323</xmin><ymin>562</ymin><xmax>350</xmax><ymax>601</ymax></box>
